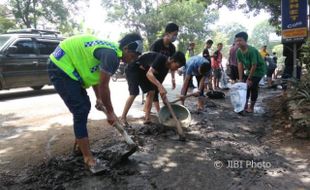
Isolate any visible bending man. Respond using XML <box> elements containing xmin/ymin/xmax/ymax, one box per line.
<box><xmin>48</xmin><ymin>33</ymin><xmax>143</xmax><ymax>173</ymax></box>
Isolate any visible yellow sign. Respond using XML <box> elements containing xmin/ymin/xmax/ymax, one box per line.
<box><xmin>282</xmin><ymin>27</ymin><xmax>308</xmax><ymax>39</ymax></box>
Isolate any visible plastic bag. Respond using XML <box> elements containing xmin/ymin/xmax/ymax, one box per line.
<box><xmin>226</xmin><ymin>65</ymin><xmax>232</xmax><ymax>78</ymax></box>
<box><xmin>230</xmin><ymin>82</ymin><xmax>247</xmax><ymax>113</ymax></box>
<box><xmin>220</xmin><ymin>69</ymin><xmax>229</xmax><ymax>89</ymax></box>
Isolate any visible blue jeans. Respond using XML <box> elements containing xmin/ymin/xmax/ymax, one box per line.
<box><xmin>48</xmin><ymin>61</ymin><xmax>91</xmax><ymax>139</ymax></box>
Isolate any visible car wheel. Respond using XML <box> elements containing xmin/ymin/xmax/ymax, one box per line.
<box><xmin>31</xmin><ymin>85</ymin><xmax>44</xmax><ymax>90</ymax></box>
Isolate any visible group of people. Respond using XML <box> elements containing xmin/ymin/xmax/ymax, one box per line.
<box><xmin>258</xmin><ymin>45</ymin><xmax>278</xmax><ymax>88</ymax></box>
<box><xmin>186</xmin><ymin>32</ymin><xmax>268</xmax><ymax>113</ymax></box>
<box><xmin>184</xmin><ymin>39</ymin><xmax>223</xmax><ymax>91</ymax></box>
<box><xmin>47</xmin><ymin>22</ymin><xmax>268</xmax><ymax>173</ymax></box>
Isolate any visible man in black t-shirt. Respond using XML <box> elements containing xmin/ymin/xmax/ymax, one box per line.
<box><xmin>149</xmin><ymin>23</ymin><xmax>179</xmax><ymax>112</ymax></box>
<box><xmin>202</xmin><ymin>39</ymin><xmax>213</xmax><ymax>64</ymax></box>
<box><xmin>150</xmin><ymin>36</ymin><xmax>176</xmax><ymax>57</ymax></box>
<box><xmin>202</xmin><ymin>39</ymin><xmax>214</xmax><ymax>91</ymax></box>
<box><xmin>121</xmin><ymin>51</ymin><xmax>186</xmax><ymax>125</ymax></box>
<box><xmin>150</xmin><ymin>23</ymin><xmax>177</xmax><ymax>57</ymax></box>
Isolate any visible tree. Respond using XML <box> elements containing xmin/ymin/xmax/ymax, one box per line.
<box><xmin>220</xmin><ymin>22</ymin><xmax>247</xmax><ymax>45</ymax></box>
<box><xmin>101</xmin><ymin>0</ymin><xmax>219</xmax><ymax>51</ymax></box>
<box><xmin>194</xmin><ymin>0</ymin><xmax>281</xmax><ymax>31</ymax></box>
<box><xmin>8</xmin><ymin>0</ymin><xmax>86</xmax><ymax>33</ymax></box>
<box><xmin>249</xmin><ymin>20</ymin><xmax>276</xmax><ymax>50</ymax></box>
<box><xmin>0</xmin><ymin>5</ymin><xmax>15</xmax><ymax>33</ymax></box>
<box><xmin>210</xmin><ymin>29</ymin><xmax>229</xmax><ymax>57</ymax></box>
<box><xmin>272</xmin><ymin>44</ymin><xmax>284</xmax><ymax>66</ymax></box>
<box><xmin>206</xmin><ymin>23</ymin><xmax>246</xmax><ymax>58</ymax></box>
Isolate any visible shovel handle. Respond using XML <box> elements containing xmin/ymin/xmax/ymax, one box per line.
<box><xmin>112</xmin><ymin>122</ymin><xmax>135</xmax><ymax>145</ymax></box>
<box><xmin>170</xmin><ymin>93</ymin><xmax>196</xmax><ymax>104</ymax></box>
<box><xmin>163</xmin><ymin>97</ymin><xmax>185</xmax><ymax>139</ymax></box>
<box><xmin>96</xmin><ymin>104</ymin><xmax>135</xmax><ymax>146</ymax></box>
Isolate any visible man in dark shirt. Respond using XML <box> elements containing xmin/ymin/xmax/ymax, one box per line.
<box><xmin>202</xmin><ymin>39</ymin><xmax>213</xmax><ymax>64</ymax></box>
<box><xmin>121</xmin><ymin>51</ymin><xmax>186</xmax><ymax>125</ymax></box>
<box><xmin>149</xmin><ymin>22</ymin><xmax>179</xmax><ymax>112</ymax></box>
<box><xmin>150</xmin><ymin>23</ymin><xmax>177</xmax><ymax>57</ymax></box>
<box><xmin>202</xmin><ymin>39</ymin><xmax>213</xmax><ymax>91</ymax></box>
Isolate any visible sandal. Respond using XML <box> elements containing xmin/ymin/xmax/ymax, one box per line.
<box><xmin>85</xmin><ymin>158</ymin><xmax>109</xmax><ymax>174</ymax></box>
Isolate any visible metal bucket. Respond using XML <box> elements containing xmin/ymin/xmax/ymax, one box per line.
<box><xmin>158</xmin><ymin>104</ymin><xmax>191</xmax><ymax>128</ymax></box>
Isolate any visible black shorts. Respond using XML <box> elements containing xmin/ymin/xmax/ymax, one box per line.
<box><xmin>125</xmin><ymin>64</ymin><xmax>154</xmax><ymax>96</ymax></box>
<box><xmin>230</xmin><ymin>65</ymin><xmax>239</xmax><ymax>81</ymax></box>
<box><xmin>213</xmin><ymin>68</ymin><xmax>222</xmax><ymax>79</ymax></box>
<box><xmin>267</xmin><ymin>67</ymin><xmax>276</xmax><ymax>78</ymax></box>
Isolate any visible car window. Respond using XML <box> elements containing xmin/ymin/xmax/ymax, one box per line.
<box><xmin>0</xmin><ymin>36</ymin><xmax>10</xmax><ymax>50</ymax></box>
<box><xmin>37</xmin><ymin>40</ymin><xmax>59</xmax><ymax>55</ymax></box>
<box><xmin>13</xmin><ymin>40</ymin><xmax>36</xmax><ymax>54</ymax></box>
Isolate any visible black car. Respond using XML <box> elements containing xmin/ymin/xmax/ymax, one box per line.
<box><xmin>0</xmin><ymin>29</ymin><xmax>64</xmax><ymax>90</ymax></box>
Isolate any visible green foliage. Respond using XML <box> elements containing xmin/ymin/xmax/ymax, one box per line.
<box><xmin>297</xmin><ymin>89</ymin><xmax>310</xmax><ymax>106</ymax></box>
<box><xmin>101</xmin><ymin>0</ymin><xmax>219</xmax><ymax>51</ymax></box>
<box><xmin>209</xmin><ymin>29</ymin><xmax>228</xmax><ymax>57</ymax></box>
<box><xmin>7</xmin><ymin>0</ymin><xmax>85</xmax><ymax>33</ymax></box>
<box><xmin>242</xmin><ymin>0</ymin><xmax>281</xmax><ymax>32</ymax></box>
<box><xmin>248</xmin><ymin>20</ymin><xmax>276</xmax><ymax>49</ymax></box>
<box><xmin>300</xmin><ymin>39</ymin><xmax>310</xmax><ymax>73</ymax></box>
<box><xmin>0</xmin><ymin>5</ymin><xmax>15</xmax><ymax>33</ymax></box>
<box><xmin>209</xmin><ymin>23</ymin><xmax>247</xmax><ymax>58</ymax></box>
<box><xmin>220</xmin><ymin>22</ymin><xmax>247</xmax><ymax>45</ymax></box>
<box><xmin>272</xmin><ymin>44</ymin><xmax>284</xmax><ymax>67</ymax></box>
<box><xmin>195</xmin><ymin>0</ymin><xmax>281</xmax><ymax>32</ymax></box>
<box><xmin>290</xmin><ymin>39</ymin><xmax>310</xmax><ymax>129</ymax></box>
<box><xmin>0</xmin><ymin>17</ymin><xmax>15</xmax><ymax>33</ymax></box>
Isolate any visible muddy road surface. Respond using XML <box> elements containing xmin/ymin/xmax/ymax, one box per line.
<box><xmin>1</xmin><ymin>78</ymin><xmax>309</xmax><ymax>190</ymax></box>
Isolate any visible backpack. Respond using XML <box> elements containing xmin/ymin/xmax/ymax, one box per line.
<box><xmin>206</xmin><ymin>91</ymin><xmax>225</xmax><ymax>99</ymax></box>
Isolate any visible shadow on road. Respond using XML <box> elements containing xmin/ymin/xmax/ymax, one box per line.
<box><xmin>0</xmin><ymin>88</ymin><xmax>57</xmax><ymax>101</ymax></box>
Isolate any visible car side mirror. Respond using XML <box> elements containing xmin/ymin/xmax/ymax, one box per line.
<box><xmin>5</xmin><ymin>46</ymin><xmax>18</xmax><ymax>55</ymax></box>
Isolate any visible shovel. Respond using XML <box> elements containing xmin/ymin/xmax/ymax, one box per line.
<box><xmin>96</xmin><ymin>104</ymin><xmax>135</xmax><ymax>146</ymax></box>
<box><xmin>162</xmin><ymin>96</ymin><xmax>186</xmax><ymax>141</ymax></box>
<box><xmin>96</xmin><ymin>104</ymin><xmax>137</xmax><ymax>161</ymax></box>
<box><xmin>170</xmin><ymin>93</ymin><xmax>196</xmax><ymax>104</ymax></box>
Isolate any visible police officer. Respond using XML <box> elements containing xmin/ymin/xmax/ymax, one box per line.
<box><xmin>48</xmin><ymin>33</ymin><xmax>143</xmax><ymax>173</ymax></box>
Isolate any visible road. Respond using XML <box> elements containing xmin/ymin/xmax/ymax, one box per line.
<box><xmin>1</xmin><ymin>75</ymin><xmax>309</xmax><ymax>190</ymax></box>
<box><xmin>0</xmin><ymin>74</ymin><xmax>182</xmax><ymax>128</ymax></box>
<box><xmin>0</xmin><ymin>74</ymin><xmax>183</xmax><ymax>171</ymax></box>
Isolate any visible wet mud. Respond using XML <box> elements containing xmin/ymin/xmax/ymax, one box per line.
<box><xmin>1</xmin><ymin>88</ymin><xmax>310</xmax><ymax>190</ymax></box>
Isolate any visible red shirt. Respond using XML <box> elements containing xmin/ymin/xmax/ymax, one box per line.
<box><xmin>211</xmin><ymin>50</ymin><xmax>222</xmax><ymax>69</ymax></box>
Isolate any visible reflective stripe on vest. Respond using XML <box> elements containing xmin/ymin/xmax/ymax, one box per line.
<box><xmin>49</xmin><ymin>35</ymin><xmax>122</xmax><ymax>88</ymax></box>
